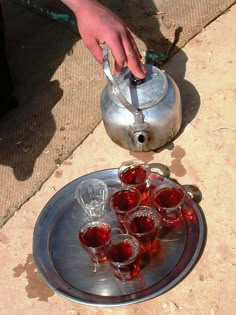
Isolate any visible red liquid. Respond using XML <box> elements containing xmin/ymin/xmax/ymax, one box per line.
<box><xmin>129</xmin><ymin>215</ymin><xmax>154</xmax><ymax>233</ymax></box>
<box><xmin>128</xmin><ymin>216</ymin><xmax>160</xmax><ymax>254</ymax></box>
<box><xmin>109</xmin><ymin>240</ymin><xmax>133</xmax><ymax>262</ymax></box>
<box><xmin>153</xmin><ymin>187</ymin><xmax>184</xmax><ymax>208</ymax></box>
<box><xmin>79</xmin><ymin>224</ymin><xmax>111</xmax><ymax>263</ymax></box>
<box><xmin>111</xmin><ymin>190</ymin><xmax>140</xmax><ymax>212</ymax></box>
<box><xmin>108</xmin><ymin>240</ymin><xmax>140</xmax><ymax>280</ymax></box>
<box><xmin>152</xmin><ymin>187</ymin><xmax>184</xmax><ymax>224</ymax></box>
<box><xmin>120</xmin><ymin>165</ymin><xmax>148</xmax><ymax>186</ymax></box>
<box><xmin>79</xmin><ymin>225</ymin><xmax>110</xmax><ymax>248</ymax></box>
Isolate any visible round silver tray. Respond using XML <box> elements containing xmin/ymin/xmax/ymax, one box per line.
<box><xmin>33</xmin><ymin>168</ymin><xmax>205</xmax><ymax>307</ymax></box>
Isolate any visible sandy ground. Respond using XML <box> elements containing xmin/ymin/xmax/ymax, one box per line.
<box><xmin>0</xmin><ymin>4</ymin><xmax>235</xmax><ymax>315</ymax></box>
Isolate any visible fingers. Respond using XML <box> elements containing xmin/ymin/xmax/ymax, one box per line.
<box><xmin>109</xmin><ymin>36</ymin><xmax>127</xmax><ymax>76</ymax></box>
<box><xmin>84</xmin><ymin>36</ymin><xmax>126</xmax><ymax>76</ymax></box>
<box><xmin>109</xmin><ymin>32</ymin><xmax>146</xmax><ymax>78</ymax></box>
<box><xmin>123</xmin><ymin>32</ymin><xmax>146</xmax><ymax>79</ymax></box>
<box><xmin>83</xmin><ymin>30</ymin><xmax>146</xmax><ymax>79</ymax></box>
<box><xmin>111</xmin><ymin>30</ymin><xmax>146</xmax><ymax>78</ymax></box>
<box><xmin>83</xmin><ymin>38</ymin><xmax>104</xmax><ymax>64</ymax></box>
<box><xmin>126</xmin><ymin>32</ymin><xmax>142</xmax><ymax>60</ymax></box>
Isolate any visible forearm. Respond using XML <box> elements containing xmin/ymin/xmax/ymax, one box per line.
<box><xmin>60</xmin><ymin>0</ymin><xmax>100</xmax><ymax>15</ymax></box>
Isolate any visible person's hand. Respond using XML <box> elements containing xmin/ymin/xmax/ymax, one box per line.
<box><xmin>61</xmin><ymin>0</ymin><xmax>146</xmax><ymax>78</ymax></box>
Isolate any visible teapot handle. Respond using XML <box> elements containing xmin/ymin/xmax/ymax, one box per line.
<box><xmin>102</xmin><ymin>43</ymin><xmax>144</xmax><ymax>125</ymax></box>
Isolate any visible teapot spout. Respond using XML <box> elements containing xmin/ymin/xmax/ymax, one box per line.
<box><xmin>133</xmin><ymin>131</ymin><xmax>150</xmax><ymax>151</ymax></box>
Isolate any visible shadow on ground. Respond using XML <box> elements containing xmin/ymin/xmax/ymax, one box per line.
<box><xmin>0</xmin><ymin>1</ymin><xmax>78</xmax><ymax>181</ymax></box>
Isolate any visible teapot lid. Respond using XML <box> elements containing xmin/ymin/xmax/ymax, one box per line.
<box><xmin>113</xmin><ymin>64</ymin><xmax>168</xmax><ymax>110</ymax></box>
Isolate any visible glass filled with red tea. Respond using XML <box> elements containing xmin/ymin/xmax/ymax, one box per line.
<box><xmin>79</xmin><ymin>221</ymin><xmax>112</xmax><ymax>263</ymax></box>
<box><xmin>106</xmin><ymin>233</ymin><xmax>140</xmax><ymax>281</ymax></box>
<box><xmin>125</xmin><ymin>206</ymin><xmax>162</xmax><ymax>258</ymax></box>
<box><xmin>151</xmin><ymin>183</ymin><xmax>185</xmax><ymax>226</ymax></box>
<box><xmin>109</xmin><ymin>187</ymin><xmax>141</xmax><ymax>230</ymax></box>
<box><xmin>118</xmin><ymin>159</ymin><xmax>150</xmax><ymax>194</ymax></box>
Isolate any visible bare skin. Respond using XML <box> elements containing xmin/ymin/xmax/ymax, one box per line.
<box><xmin>61</xmin><ymin>0</ymin><xmax>146</xmax><ymax>78</ymax></box>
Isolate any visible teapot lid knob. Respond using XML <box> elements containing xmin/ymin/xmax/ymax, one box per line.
<box><xmin>131</xmin><ymin>74</ymin><xmax>145</xmax><ymax>86</ymax></box>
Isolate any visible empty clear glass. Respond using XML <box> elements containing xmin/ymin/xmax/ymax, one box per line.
<box><xmin>75</xmin><ymin>179</ymin><xmax>108</xmax><ymax>220</ymax></box>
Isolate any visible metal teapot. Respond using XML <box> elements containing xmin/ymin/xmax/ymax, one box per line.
<box><xmin>100</xmin><ymin>44</ymin><xmax>182</xmax><ymax>152</ymax></box>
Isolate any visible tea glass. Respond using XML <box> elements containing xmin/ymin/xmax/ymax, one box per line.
<box><xmin>125</xmin><ymin>206</ymin><xmax>162</xmax><ymax>257</ymax></box>
<box><xmin>75</xmin><ymin>179</ymin><xmax>108</xmax><ymax>220</ymax></box>
<box><xmin>79</xmin><ymin>221</ymin><xmax>112</xmax><ymax>263</ymax></box>
<box><xmin>118</xmin><ymin>159</ymin><xmax>150</xmax><ymax>192</ymax></box>
<box><xmin>109</xmin><ymin>186</ymin><xmax>141</xmax><ymax>230</ymax></box>
<box><xmin>106</xmin><ymin>233</ymin><xmax>140</xmax><ymax>281</ymax></box>
<box><xmin>151</xmin><ymin>183</ymin><xmax>185</xmax><ymax>226</ymax></box>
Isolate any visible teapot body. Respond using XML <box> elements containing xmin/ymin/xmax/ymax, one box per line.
<box><xmin>100</xmin><ymin>64</ymin><xmax>182</xmax><ymax>152</ymax></box>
